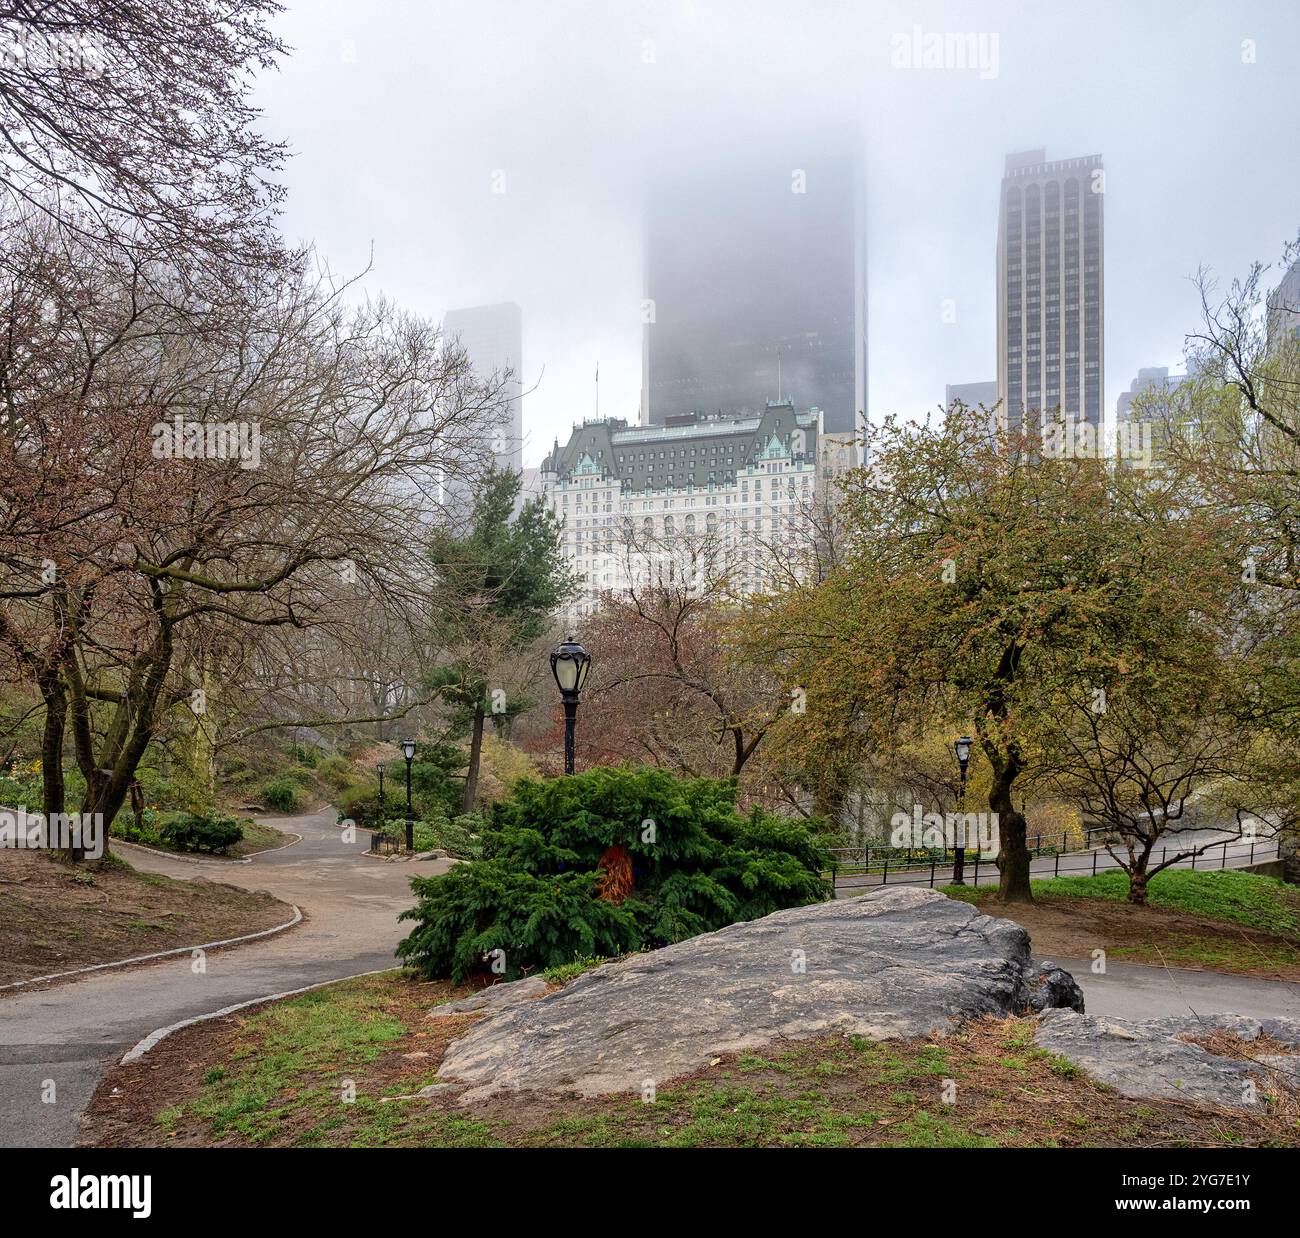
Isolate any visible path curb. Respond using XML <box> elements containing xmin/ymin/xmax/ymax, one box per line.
<box><xmin>111</xmin><ymin>832</ymin><xmax>304</xmax><ymax>866</ymax></box>
<box><xmin>120</xmin><ymin>967</ymin><xmax>399</xmax><ymax>1063</ymax></box>
<box><xmin>0</xmin><ymin>905</ymin><xmax>304</xmax><ymax>992</ymax></box>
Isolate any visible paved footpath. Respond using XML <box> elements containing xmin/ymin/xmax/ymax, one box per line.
<box><xmin>1068</xmin><ymin>959</ymin><xmax>1300</xmax><ymax>1022</ymax></box>
<box><xmin>0</xmin><ymin>808</ymin><xmax>444</xmax><ymax>1148</ymax></box>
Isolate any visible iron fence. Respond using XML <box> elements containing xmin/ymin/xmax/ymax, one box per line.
<box><xmin>828</xmin><ymin>834</ymin><xmax>1280</xmax><ymax>895</ymax></box>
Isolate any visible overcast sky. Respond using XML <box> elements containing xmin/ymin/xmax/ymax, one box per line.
<box><xmin>253</xmin><ymin>0</ymin><xmax>1300</xmax><ymax>465</ymax></box>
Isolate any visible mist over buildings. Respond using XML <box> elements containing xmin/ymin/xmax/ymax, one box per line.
<box><xmin>255</xmin><ymin>0</ymin><xmax>1300</xmax><ymax>464</ymax></box>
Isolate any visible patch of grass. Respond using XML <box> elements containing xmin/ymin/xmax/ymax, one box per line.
<box><xmin>1109</xmin><ymin>937</ymin><xmax>1300</xmax><ymax>973</ymax></box>
<box><xmin>541</xmin><ymin>955</ymin><xmax>611</xmax><ymax>984</ymax></box>
<box><xmin>945</xmin><ymin>867</ymin><xmax>1300</xmax><ymax>935</ymax></box>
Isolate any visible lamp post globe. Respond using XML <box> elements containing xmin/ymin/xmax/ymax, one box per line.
<box><xmin>550</xmin><ymin>636</ymin><xmax>591</xmax><ymax>775</ymax></box>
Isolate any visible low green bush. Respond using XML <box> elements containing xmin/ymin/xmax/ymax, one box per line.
<box><xmin>378</xmin><ymin>813</ymin><xmax>484</xmax><ymax>859</ymax></box>
<box><xmin>317</xmin><ymin>754</ymin><xmax>354</xmax><ymax>790</ymax></box>
<box><xmin>0</xmin><ymin>767</ymin><xmax>43</xmax><ymax>805</ymax></box>
<box><xmin>337</xmin><ymin>783</ymin><xmax>382</xmax><ymax>828</ymax></box>
<box><xmin>160</xmin><ymin>812</ymin><xmax>245</xmax><ymax>854</ymax></box>
<box><xmin>260</xmin><ymin>778</ymin><xmax>301</xmax><ymax>812</ymax></box>
<box><xmin>397</xmin><ymin>766</ymin><xmax>832</xmax><ymax>982</ymax></box>
<box><xmin>111</xmin><ymin>811</ymin><xmax>164</xmax><ymax>847</ymax></box>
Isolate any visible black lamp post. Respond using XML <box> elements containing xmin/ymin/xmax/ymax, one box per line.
<box><xmin>550</xmin><ymin>636</ymin><xmax>591</xmax><ymax>776</ymax></box>
<box><xmin>400</xmin><ymin>740</ymin><xmax>416</xmax><ymax>852</ymax></box>
<box><xmin>374</xmin><ymin>762</ymin><xmax>387</xmax><ymax>850</ymax></box>
<box><xmin>953</xmin><ymin>736</ymin><xmax>973</xmax><ymax>884</ymax></box>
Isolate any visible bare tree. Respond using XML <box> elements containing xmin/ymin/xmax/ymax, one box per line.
<box><xmin>0</xmin><ymin>215</ymin><xmax>504</xmax><ymax>849</ymax></box>
<box><xmin>0</xmin><ymin>0</ymin><xmax>288</xmax><ymax>267</ymax></box>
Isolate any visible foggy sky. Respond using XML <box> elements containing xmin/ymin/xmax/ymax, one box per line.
<box><xmin>253</xmin><ymin>0</ymin><xmax>1300</xmax><ymax>465</ymax></box>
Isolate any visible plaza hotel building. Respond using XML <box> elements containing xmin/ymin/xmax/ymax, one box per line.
<box><xmin>539</xmin><ymin>401</ymin><xmax>856</xmax><ymax>616</ymax></box>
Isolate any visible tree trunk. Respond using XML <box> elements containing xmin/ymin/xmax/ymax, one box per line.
<box><xmin>1127</xmin><ymin>866</ymin><xmax>1150</xmax><ymax>906</ymax></box>
<box><xmin>462</xmin><ymin>702</ymin><xmax>485</xmax><ymax>813</ymax></box>
<box><xmin>990</xmin><ymin>762</ymin><xmax>1032</xmax><ymax>903</ymax></box>
<box><xmin>38</xmin><ymin>675</ymin><xmax>72</xmax><ymax>857</ymax></box>
<box><xmin>1280</xmin><ymin>829</ymin><xmax>1300</xmax><ymax>886</ymax></box>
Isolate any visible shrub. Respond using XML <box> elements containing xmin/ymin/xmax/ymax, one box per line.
<box><xmin>337</xmin><ymin>783</ymin><xmax>382</xmax><ymax>828</ymax></box>
<box><xmin>317</xmin><ymin>754</ymin><xmax>354</xmax><ymax>790</ymax></box>
<box><xmin>160</xmin><ymin>812</ymin><xmax>245</xmax><ymax>853</ymax></box>
<box><xmin>261</xmin><ymin>778</ymin><xmax>300</xmax><ymax>812</ymax></box>
<box><xmin>397</xmin><ymin>766</ymin><xmax>832</xmax><ymax>981</ymax></box>
<box><xmin>0</xmin><ymin>767</ymin><xmax>43</xmax><ymax>805</ymax></box>
<box><xmin>378</xmin><ymin>813</ymin><xmax>484</xmax><ymax>859</ymax></box>
<box><xmin>111</xmin><ymin>811</ymin><xmax>164</xmax><ymax>847</ymax></box>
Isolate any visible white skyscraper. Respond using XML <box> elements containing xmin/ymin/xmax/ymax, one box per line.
<box><xmin>443</xmin><ymin>302</ymin><xmax>524</xmax><ymax>473</ymax></box>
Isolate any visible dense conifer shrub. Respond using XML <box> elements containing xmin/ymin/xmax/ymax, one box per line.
<box><xmin>397</xmin><ymin>766</ymin><xmax>832</xmax><ymax>981</ymax></box>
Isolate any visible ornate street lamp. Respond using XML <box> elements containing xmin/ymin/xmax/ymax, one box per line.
<box><xmin>400</xmin><ymin>739</ymin><xmax>417</xmax><ymax>852</ymax></box>
<box><xmin>374</xmin><ymin>762</ymin><xmax>387</xmax><ymax>851</ymax></box>
<box><xmin>953</xmin><ymin>736</ymin><xmax>973</xmax><ymax>885</ymax></box>
<box><xmin>550</xmin><ymin>636</ymin><xmax>591</xmax><ymax>776</ymax></box>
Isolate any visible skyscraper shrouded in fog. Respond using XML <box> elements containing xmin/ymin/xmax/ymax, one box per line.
<box><xmin>443</xmin><ymin>301</ymin><xmax>524</xmax><ymax>473</ymax></box>
<box><xmin>641</xmin><ymin>132</ymin><xmax>866</xmax><ymax>435</ymax></box>
<box><xmin>997</xmin><ymin>149</ymin><xmax>1104</xmax><ymax>433</ymax></box>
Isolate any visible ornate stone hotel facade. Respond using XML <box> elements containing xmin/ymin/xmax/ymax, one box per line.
<box><xmin>539</xmin><ymin>400</ymin><xmax>856</xmax><ymax>616</ymax></box>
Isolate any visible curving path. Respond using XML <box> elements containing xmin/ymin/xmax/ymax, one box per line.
<box><xmin>0</xmin><ymin>808</ymin><xmax>448</xmax><ymax>1148</ymax></box>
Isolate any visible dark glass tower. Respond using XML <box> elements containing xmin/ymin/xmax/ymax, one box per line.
<box><xmin>641</xmin><ymin>133</ymin><xmax>865</xmax><ymax>434</ymax></box>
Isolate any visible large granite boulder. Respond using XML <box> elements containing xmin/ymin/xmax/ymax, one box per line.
<box><xmin>434</xmin><ymin>886</ymin><xmax>1079</xmax><ymax>1102</ymax></box>
<box><xmin>1035</xmin><ymin>1010</ymin><xmax>1300</xmax><ymax>1107</ymax></box>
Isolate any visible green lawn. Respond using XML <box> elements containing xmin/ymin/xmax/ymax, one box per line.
<box><xmin>947</xmin><ymin>868</ymin><xmax>1300</xmax><ymax>935</ymax></box>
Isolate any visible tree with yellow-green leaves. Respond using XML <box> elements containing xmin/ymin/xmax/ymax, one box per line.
<box><xmin>744</xmin><ymin>404</ymin><xmax>1244</xmax><ymax>903</ymax></box>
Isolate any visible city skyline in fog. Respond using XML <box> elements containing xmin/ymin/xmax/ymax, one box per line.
<box><xmin>254</xmin><ymin>0</ymin><xmax>1300</xmax><ymax>465</ymax></box>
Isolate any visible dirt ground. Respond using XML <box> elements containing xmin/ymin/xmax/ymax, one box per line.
<box><xmin>0</xmin><ymin>847</ymin><xmax>295</xmax><ymax>987</ymax></box>
<box><xmin>975</xmin><ymin>894</ymin><xmax>1300</xmax><ymax>981</ymax></box>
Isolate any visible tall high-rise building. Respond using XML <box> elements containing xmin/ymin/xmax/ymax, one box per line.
<box><xmin>443</xmin><ymin>302</ymin><xmax>524</xmax><ymax>473</ymax></box>
<box><xmin>997</xmin><ymin>150</ymin><xmax>1104</xmax><ymax>433</ymax></box>
<box><xmin>641</xmin><ymin>132</ymin><xmax>866</xmax><ymax>434</ymax></box>
<box><xmin>945</xmin><ymin>380</ymin><xmax>1000</xmax><ymax>435</ymax></box>
<box><xmin>1267</xmin><ymin>255</ymin><xmax>1300</xmax><ymax>352</ymax></box>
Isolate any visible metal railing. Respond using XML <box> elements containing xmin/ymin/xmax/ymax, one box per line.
<box><xmin>828</xmin><ymin>834</ymin><xmax>1280</xmax><ymax>894</ymax></box>
<box><xmin>369</xmin><ymin>829</ymin><xmax>403</xmax><ymax>856</ymax></box>
<box><xmin>826</xmin><ymin>827</ymin><xmax>1109</xmax><ymax>873</ymax></box>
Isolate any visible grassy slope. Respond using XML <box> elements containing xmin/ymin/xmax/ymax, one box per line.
<box><xmin>944</xmin><ymin>869</ymin><xmax>1300</xmax><ymax>975</ymax></box>
<box><xmin>0</xmin><ymin>850</ymin><xmax>294</xmax><ymax>986</ymax></box>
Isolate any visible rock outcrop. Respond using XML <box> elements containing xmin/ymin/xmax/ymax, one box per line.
<box><xmin>1035</xmin><ymin>1010</ymin><xmax>1300</xmax><ymax>1107</ymax></box>
<box><xmin>1026</xmin><ymin>961</ymin><xmax>1086</xmax><ymax>1013</ymax></box>
<box><xmin>434</xmin><ymin>886</ymin><xmax>1081</xmax><ymax>1102</ymax></box>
